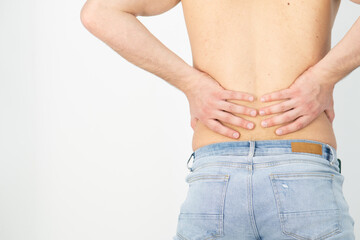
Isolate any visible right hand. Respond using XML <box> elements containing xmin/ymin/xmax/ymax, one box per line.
<box><xmin>184</xmin><ymin>71</ymin><xmax>258</xmax><ymax>139</ymax></box>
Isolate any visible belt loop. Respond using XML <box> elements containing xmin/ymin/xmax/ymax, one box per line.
<box><xmin>326</xmin><ymin>143</ymin><xmax>336</xmax><ymax>165</ymax></box>
<box><xmin>248</xmin><ymin>140</ymin><xmax>255</xmax><ymax>158</ymax></box>
<box><xmin>187</xmin><ymin>152</ymin><xmax>195</xmax><ymax>171</ymax></box>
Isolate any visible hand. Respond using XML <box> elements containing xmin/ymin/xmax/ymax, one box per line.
<box><xmin>258</xmin><ymin>66</ymin><xmax>336</xmax><ymax>135</ymax></box>
<box><xmin>184</xmin><ymin>71</ymin><xmax>258</xmax><ymax>139</ymax></box>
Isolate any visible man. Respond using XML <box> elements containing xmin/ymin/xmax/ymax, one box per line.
<box><xmin>80</xmin><ymin>0</ymin><xmax>358</xmax><ymax>239</ymax></box>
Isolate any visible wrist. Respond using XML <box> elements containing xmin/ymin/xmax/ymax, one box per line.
<box><xmin>180</xmin><ymin>67</ymin><xmax>208</xmax><ymax>97</ymax></box>
<box><xmin>307</xmin><ymin>64</ymin><xmax>338</xmax><ymax>89</ymax></box>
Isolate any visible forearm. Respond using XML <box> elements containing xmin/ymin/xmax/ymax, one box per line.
<box><xmin>81</xmin><ymin>3</ymin><xmax>200</xmax><ymax>94</ymax></box>
<box><xmin>313</xmin><ymin>17</ymin><xmax>360</xmax><ymax>85</ymax></box>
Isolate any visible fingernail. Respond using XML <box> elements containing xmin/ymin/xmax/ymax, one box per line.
<box><xmin>261</xmin><ymin>121</ymin><xmax>267</xmax><ymax>127</ymax></box>
<box><xmin>233</xmin><ymin>132</ymin><xmax>240</xmax><ymax>138</ymax></box>
<box><xmin>249</xmin><ymin>96</ymin><xmax>254</xmax><ymax>101</ymax></box>
<box><xmin>276</xmin><ymin>129</ymin><xmax>283</xmax><ymax>135</ymax></box>
<box><xmin>261</xmin><ymin>97</ymin><xmax>265</xmax><ymax>102</ymax></box>
<box><xmin>247</xmin><ymin>123</ymin><xmax>254</xmax><ymax>129</ymax></box>
<box><xmin>259</xmin><ymin>110</ymin><xmax>265</xmax><ymax>115</ymax></box>
<box><xmin>250</xmin><ymin>110</ymin><xmax>257</xmax><ymax>116</ymax></box>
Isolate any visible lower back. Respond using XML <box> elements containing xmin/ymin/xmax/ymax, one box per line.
<box><xmin>180</xmin><ymin>0</ymin><xmax>341</xmax><ymax>151</ymax></box>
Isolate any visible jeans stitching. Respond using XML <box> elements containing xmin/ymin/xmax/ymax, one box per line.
<box><xmin>219</xmin><ymin>176</ymin><xmax>229</xmax><ymax>236</ymax></box>
<box><xmin>269</xmin><ymin>172</ymin><xmax>334</xmax><ymax>178</ymax></box>
<box><xmin>187</xmin><ymin>175</ymin><xmax>229</xmax><ymax>183</ymax></box>
<box><xmin>270</xmin><ymin>173</ymin><xmax>342</xmax><ymax>240</ymax></box>
<box><xmin>192</xmin><ymin>160</ymin><xmax>332</xmax><ymax>172</ymax></box>
<box><xmin>177</xmin><ymin>175</ymin><xmax>229</xmax><ymax>240</ymax></box>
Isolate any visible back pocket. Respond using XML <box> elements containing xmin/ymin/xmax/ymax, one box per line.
<box><xmin>176</xmin><ymin>173</ymin><xmax>230</xmax><ymax>240</ymax></box>
<box><xmin>269</xmin><ymin>172</ymin><xmax>342</xmax><ymax>240</ymax></box>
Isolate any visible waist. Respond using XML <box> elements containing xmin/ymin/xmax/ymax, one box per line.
<box><xmin>187</xmin><ymin>139</ymin><xmax>340</xmax><ymax>174</ymax></box>
<box><xmin>191</xmin><ymin>112</ymin><xmax>337</xmax><ymax>151</ymax></box>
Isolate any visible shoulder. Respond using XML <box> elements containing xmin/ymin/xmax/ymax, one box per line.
<box><xmin>350</xmin><ymin>0</ymin><xmax>360</xmax><ymax>4</ymax></box>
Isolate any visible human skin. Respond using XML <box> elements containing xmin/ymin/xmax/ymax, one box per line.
<box><xmin>80</xmin><ymin>0</ymin><xmax>360</xmax><ymax>151</ymax></box>
<box><xmin>258</xmin><ymin>16</ymin><xmax>360</xmax><ymax>136</ymax></box>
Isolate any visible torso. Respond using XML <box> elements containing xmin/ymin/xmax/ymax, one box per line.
<box><xmin>180</xmin><ymin>0</ymin><xmax>341</xmax><ymax>151</ymax></box>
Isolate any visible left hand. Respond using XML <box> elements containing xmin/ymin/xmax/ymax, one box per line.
<box><xmin>258</xmin><ymin>66</ymin><xmax>336</xmax><ymax>135</ymax></box>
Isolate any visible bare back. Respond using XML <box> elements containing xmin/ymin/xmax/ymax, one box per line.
<box><xmin>180</xmin><ymin>0</ymin><xmax>342</xmax><ymax>151</ymax></box>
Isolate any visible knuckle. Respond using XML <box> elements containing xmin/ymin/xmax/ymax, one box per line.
<box><xmin>297</xmin><ymin>87</ymin><xmax>304</xmax><ymax>95</ymax></box>
<box><xmin>222</xmin><ymin>113</ymin><xmax>232</xmax><ymax>123</ymax></box>
<box><xmin>221</xmin><ymin>90</ymin><xmax>230</xmax><ymax>99</ymax></box>
<box><xmin>295</xmin><ymin>121</ymin><xmax>303</xmax><ymax>129</ymax></box>
<box><xmin>228</xmin><ymin>104</ymin><xmax>236</xmax><ymax>112</ymax></box>
<box><xmin>292</xmin><ymin>88</ymin><xmax>300</xmax><ymax>96</ymax></box>
<box><xmin>214</xmin><ymin>91</ymin><xmax>223</xmax><ymax>99</ymax></box>
<box><xmin>229</xmin><ymin>91</ymin><xmax>236</xmax><ymax>99</ymax></box>
<box><xmin>293</xmin><ymin>97</ymin><xmax>301</xmax><ymax>105</ymax></box>
<box><xmin>212</xmin><ymin>124</ymin><xmax>221</xmax><ymax>133</ymax></box>
<box><xmin>238</xmin><ymin>118</ymin><xmax>247</xmax><ymax>128</ymax></box>
<box><xmin>298</xmin><ymin>98</ymin><xmax>306</xmax><ymax>105</ymax></box>
<box><xmin>238</xmin><ymin>92</ymin><xmax>246</xmax><ymax>100</ymax></box>
<box><xmin>280</xmin><ymin>104</ymin><xmax>287</xmax><ymax>112</ymax></box>
<box><xmin>304</xmin><ymin>103</ymin><xmax>311</xmax><ymax>111</ymax></box>
<box><xmin>284</xmin><ymin>89</ymin><xmax>292</xmax><ymax>97</ymax></box>
<box><xmin>283</xmin><ymin>114</ymin><xmax>291</xmax><ymax>122</ymax></box>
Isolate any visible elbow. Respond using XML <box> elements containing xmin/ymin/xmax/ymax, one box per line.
<box><xmin>350</xmin><ymin>0</ymin><xmax>360</xmax><ymax>4</ymax></box>
<box><xmin>80</xmin><ymin>1</ymin><xmax>103</xmax><ymax>31</ymax></box>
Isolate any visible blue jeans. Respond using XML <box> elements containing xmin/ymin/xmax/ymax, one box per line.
<box><xmin>173</xmin><ymin>139</ymin><xmax>355</xmax><ymax>240</ymax></box>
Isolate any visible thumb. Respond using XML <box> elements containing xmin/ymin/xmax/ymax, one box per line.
<box><xmin>325</xmin><ymin>108</ymin><xmax>335</xmax><ymax>124</ymax></box>
<box><xmin>191</xmin><ymin>117</ymin><xmax>199</xmax><ymax>130</ymax></box>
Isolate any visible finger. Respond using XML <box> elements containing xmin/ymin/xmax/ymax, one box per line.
<box><xmin>260</xmin><ymin>88</ymin><xmax>294</xmax><ymax>102</ymax></box>
<box><xmin>206</xmin><ymin>119</ymin><xmax>240</xmax><ymax>139</ymax></box>
<box><xmin>261</xmin><ymin>108</ymin><xmax>301</xmax><ymax>128</ymax></box>
<box><xmin>219</xmin><ymin>101</ymin><xmax>257</xmax><ymax>117</ymax></box>
<box><xmin>220</xmin><ymin>89</ymin><xmax>255</xmax><ymax>102</ymax></box>
<box><xmin>191</xmin><ymin>117</ymin><xmax>198</xmax><ymax>130</ymax></box>
<box><xmin>274</xmin><ymin>115</ymin><xmax>313</xmax><ymax>135</ymax></box>
<box><xmin>215</xmin><ymin>110</ymin><xmax>255</xmax><ymax>130</ymax></box>
<box><xmin>259</xmin><ymin>99</ymin><xmax>296</xmax><ymax>116</ymax></box>
<box><xmin>325</xmin><ymin>108</ymin><xmax>335</xmax><ymax>123</ymax></box>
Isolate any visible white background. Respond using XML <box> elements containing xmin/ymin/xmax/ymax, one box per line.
<box><xmin>0</xmin><ymin>0</ymin><xmax>359</xmax><ymax>239</ymax></box>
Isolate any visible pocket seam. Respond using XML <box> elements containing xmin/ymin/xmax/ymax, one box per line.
<box><xmin>176</xmin><ymin>232</ymin><xmax>220</xmax><ymax>240</ymax></box>
<box><xmin>282</xmin><ymin>225</ymin><xmax>342</xmax><ymax>240</ymax></box>
<box><xmin>178</xmin><ymin>174</ymin><xmax>230</xmax><ymax>239</ymax></box>
<box><xmin>186</xmin><ymin>174</ymin><xmax>230</xmax><ymax>183</ymax></box>
<box><xmin>270</xmin><ymin>172</ymin><xmax>334</xmax><ymax>179</ymax></box>
<box><xmin>269</xmin><ymin>172</ymin><xmax>342</xmax><ymax>240</ymax></box>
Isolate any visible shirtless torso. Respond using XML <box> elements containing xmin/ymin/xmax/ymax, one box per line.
<box><xmin>180</xmin><ymin>0</ymin><xmax>341</xmax><ymax>151</ymax></box>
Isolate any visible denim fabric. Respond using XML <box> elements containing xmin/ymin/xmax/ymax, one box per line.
<box><xmin>173</xmin><ymin>139</ymin><xmax>355</xmax><ymax>240</ymax></box>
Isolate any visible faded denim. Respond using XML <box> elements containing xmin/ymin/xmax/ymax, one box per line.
<box><xmin>173</xmin><ymin>139</ymin><xmax>355</xmax><ymax>240</ymax></box>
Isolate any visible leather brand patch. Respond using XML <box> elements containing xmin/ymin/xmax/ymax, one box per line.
<box><xmin>291</xmin><ymin>142</ymin><xmax>322</xmax><ymax>156</ymax></box>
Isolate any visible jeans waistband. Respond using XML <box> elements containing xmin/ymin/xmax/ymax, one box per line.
<box><xmin>188</xmin><ymin>139</ymin><xmax>337</xmax><ymax>169</ymax></box>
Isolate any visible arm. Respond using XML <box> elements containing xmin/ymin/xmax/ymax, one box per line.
<box><xmin>259</xmin><ymin>5</ymin><xmax>360</xmax><ymax>135</ymax></box>
<box><xmin>312</xmin><ymin>16</ymin><xmax>360</xmax><ymax>86</ymax></box>
<box><xmin>80</xmin><ymin>0</ymin><xmax>258</xmax><ymax>139</ymax></box>
<box><xmin>80</xmin><ymin>0</ymin><xmax>195</xmax><ymax>94</ymax></box>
